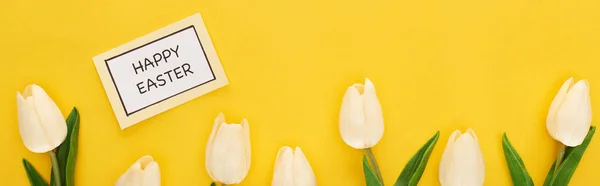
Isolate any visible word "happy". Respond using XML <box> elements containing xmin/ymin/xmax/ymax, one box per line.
<box><xmin>132</xmin><ymin>45</ymin><xmax>180</xmax><ymax>74</ymax></box>
<box><xmin>131</xmin><ymin>45</ymin><xmax>196</xmax><ymax>95</ymax></box>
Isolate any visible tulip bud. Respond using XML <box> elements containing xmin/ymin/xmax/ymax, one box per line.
<box><xmin>16</xmin><ymin>84</ymin><xmax>67</xmax><ymax>153</ymax></box>
<box><xmin>546</xmin><ymin>77</ymin><xmax>592</xmax><ymax>147</ymax></box>
<box><xmin>439</xmin><ymin>129</ymin><xmax>485</xmax><ymax>186</ymax></box>
<box><xmin>271</xmin><ymin>146</ymin><xmax>316</xmax><ymax>186</ymax></box>
<box><xmin>339</xmin><ymin>78</ymin><xmax>384</xmax><ymax>149</ymax></box>
<box><xmin>205</xmin><ymin>113</ymin><xmax>251</xmax><ymax>184</ymax></box>
<box><xmin>115</xmin><ymin>155</ymin><xmax>161</xmax><ymax>186</ymax></box>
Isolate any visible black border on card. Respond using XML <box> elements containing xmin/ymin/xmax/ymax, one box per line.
<box><xmin>104</xmin><ymin>25</ymin><xmax>216</xmax><ymax>116</ymax></box>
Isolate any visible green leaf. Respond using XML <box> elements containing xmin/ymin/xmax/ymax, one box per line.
<box><xmin>394</xmin><ymin>131</ymin><xmax>440</xmax><ymax>186</ymax></box>
<box><xmin>210</xmin><ymin>182</ymin><xmax>216</xmax><ymax>186</ymax></box>
<box><xmin>56</xmin><ymin>108</ymin><xmax>79</xmax><ymax>186</ymax></box>
<box><xmin>22</xmin><ymin>159</ymin><xmax>49</xmax><ymax>186</ymax></box>
<box><xmin>363</xmin><ymin>155</ymin><xmax>383</xmax><ymax>186</ymax></box>
<box><xmin>65</xmin><ymin>108</ymin><xmax>80</xmax><ymax>186</ymax></box>
<box><xmin>50</xmin><ymin>171</ymin><xmax>55</xmax><ymax>186</ymax></box>
<box><xmin>543</xmin><ymin>161</ymin><xmax>556</xmax><ymax>186</ymax></box>
<box><xmin>502</xmin><ymin>133</ymin><xmax>534</xmax><ymax>186</ymax></box>
<box><xmin>546</xmin><ymin>126</ymin><xmax>596</xmax><ymax>186</ymax></box>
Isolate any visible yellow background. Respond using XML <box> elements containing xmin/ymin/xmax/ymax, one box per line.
<box><xmin>1</xmin><ymin>0</ymin><xmax>600</xmax><ymax>185</ymax></box>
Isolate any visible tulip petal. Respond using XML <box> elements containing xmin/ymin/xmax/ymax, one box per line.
<box><xmin>439</xmin><ymin>130</ymin><xmax>461</xmax><ymax>186</ymax></box>
<box><xmin>209</xmin><ymin>114</ymin><xmax>225</xmax><ymax>143</ymax></box>
<box><xmin>30</xmin><ymin>85</ymin><xmax>67</xmax><ymax>149</ymax></box>
<box><xmin>115</xmin><ymin>159</ymin><xmax>144</xmax><ymax>186</ymax></box>
<box><xmin>116</xmin><ymin>156</ymin><xmax>160</xmax><ymax>186</ymax></box>
<box><xmin>363</xmin><ymin>78</ymin><xmax>384</xmax><ymax>148</ymax></box>
<box><xmin>205</xmin><ymin>115</ymin><xmax>251</xmax><ymax>184</ymax></box>
<box><xmin>241</xmin><ymin>118</ymin><xmax>251</xmax><ymax>181</ymax></box>
<box><xmin>293</xmin><ymin>147</ymin><xmax>317</xmax><ymax>186</ymax></box>
<box><xmin>547</xmin><ymin>78</ymin><xmax>574</xmax><ymax>141</ymax></box>
<box><xmin>206</xmin><ymin>113</ymin><xmax>225</xmax><ymax>180</ymax></box>
<box><xmin>17</xmin><ymin>92</ymin><xmax>53</xmax><ymax>153</ymax></box>
<box><xmin>208</xmin><ymin>122</ymin><xmax>230</xmax><ymax>183</ymax></box>
<box><xmin>456</xmin><ymin>130</ymin><xmax>485</xmax><ymax>186</ymax></box>
<box><xmin>555</xmin><ymin>80</ymin><xmax>592</xmax><ymax>147</ymax></box>
<box><xmin>465</xmin><ymin>129</ymin><xmax>485</xmax><ymax>185</ymax></box>
<box><xmin>439</xmin><ymin>130</ymin><xmax>485</xmax><ymax>186</ymax></box>
<box><xmin>272</xmin><ymin>146</ymin><xmax>294</xmax><ymax>186</ymax></box>
<box><xmin>453</xmin><ymin>134</ymin><xmax>476</xmax><ymax>185</ymax></box>
<box><xmin>339</xmin><ymin>85</ymin><xmax>367</xmax><ymax>149</ymax></box>
<box><xmin>142</xmin><ymin>162</ymin><xmax>161</xmax><ymax>186</ymax></box>
<box><xmin>466</xmin><ymin>128</ymin><xmax>479</xmax><ymax>144</ymax></box>
<box><xmin>23</xmin><ymin>85</ymin><xmax>34</xmax><ymax>97</ymax></box>
<box><xmin>210</xmin><ymin>123</ymin><xmax>245</xmax><ymax>184</ymax></box>
<box><xmin>138</xmin><ymin>155</ymin><xmax>155</xmax><ymax>168</ymax></box>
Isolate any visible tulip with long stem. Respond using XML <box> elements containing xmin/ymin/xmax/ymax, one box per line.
<box><xmin>546</xmin><ymin>78</ymin><xmax>592</xmax><ymax>172</ymax></box>
<box><xmin>339</xmin><ymin>78</ymin><xmax>385</xmax><ymax>184</ymax></box>
<box><xmin>17</xmin><ymin>84</ymin><xmax>68</xmax><ymax>186</ymax></box>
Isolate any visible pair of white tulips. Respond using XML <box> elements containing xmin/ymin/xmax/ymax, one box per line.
<box><xmin>204</xmin><ymin>113</ymin><xmax>317</xmax><ymax>186</ymax></box>
<box><xmin>14</xmin><ymin>84</ymin><xmax>161</xmax><ymax>186</ymax></box>
<box><xmin>114</xmin><ymin>114</ymin><xmax>256</xmax><ymax>186</ymax></box>
<box><xmin>339</xmin><ymin>78</ymin><xmax>486</xmax><ymax>186</ymax></box>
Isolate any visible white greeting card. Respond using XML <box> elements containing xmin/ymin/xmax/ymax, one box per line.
<box><xmin>93</xmin><ymin>13</ymin><xmax>228</xmax><ymax>129</ymax></box>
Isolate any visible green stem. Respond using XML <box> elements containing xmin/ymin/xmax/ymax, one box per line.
<box><xmin>365</xmin><ymin>148</ymin><xmax>384</xmax><ymax>185</ymax></box>
<box><xmin>554</xmin><ymin>144</ymin><xmax>566</xmax><ymax>174</ymax></box>
<box><xmin>49</xmin><ymin>151</ymin><xmax>62</xmax><ymax>186</ymax></box>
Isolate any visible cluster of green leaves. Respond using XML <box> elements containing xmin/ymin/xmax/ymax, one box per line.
<box><xmin>363</xmin><ymin>131</ymin><xmax>440</xmax><ymax>186</ymax></box>
<box><xmin>503</xmin><ymin>126</ymin><xmax>595</xmax><ymax>186</ymax></box>
<box><xmin>23</xmin><ymin>108</ymin><xmax>80</xmax><ymax>186</ymax></box>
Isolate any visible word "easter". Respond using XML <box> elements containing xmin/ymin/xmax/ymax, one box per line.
<box><xmin>131</xmin><ymin>45</ymin><xmax>195</xmax><ymax>94</ymax></box>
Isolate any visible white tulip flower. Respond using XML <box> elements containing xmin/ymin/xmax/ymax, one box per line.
<box><xmin>546</xmin><ymin>77</ymin><xmax>592</xmax><ymax>147</ymax></box>
<box><xmin>271</xmin><ymin>146</ymin><xmax>316</xmax><ymax>186</ymax></box>
<box><xmin>16</xmin><ymin>84</ymin><xmax>67</xmax><ymax>153</ymax></box>
<box><xmin>115</xmin><ymin>155</ymin><xmax>161</xmax><ymax>186</ymax></box>
<box><xmin>205</xmin><ymin>113</ymin><xmax>251</xmax><ymax>184</ymax></box>
<box><xmin>339</xmin><ymin>78</ymin><xmax>384</xmax><ymax>149</ymax></box>
<box><xmin>439</xmin><ymin>129</ymin><xmax>485</xmax><ymax>186</ymax></box>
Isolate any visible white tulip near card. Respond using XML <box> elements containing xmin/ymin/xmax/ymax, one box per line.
<box><xmin>94</xmin><ymin>13</ymin><xmax>228</xmax><ymax>129</ymax></box>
